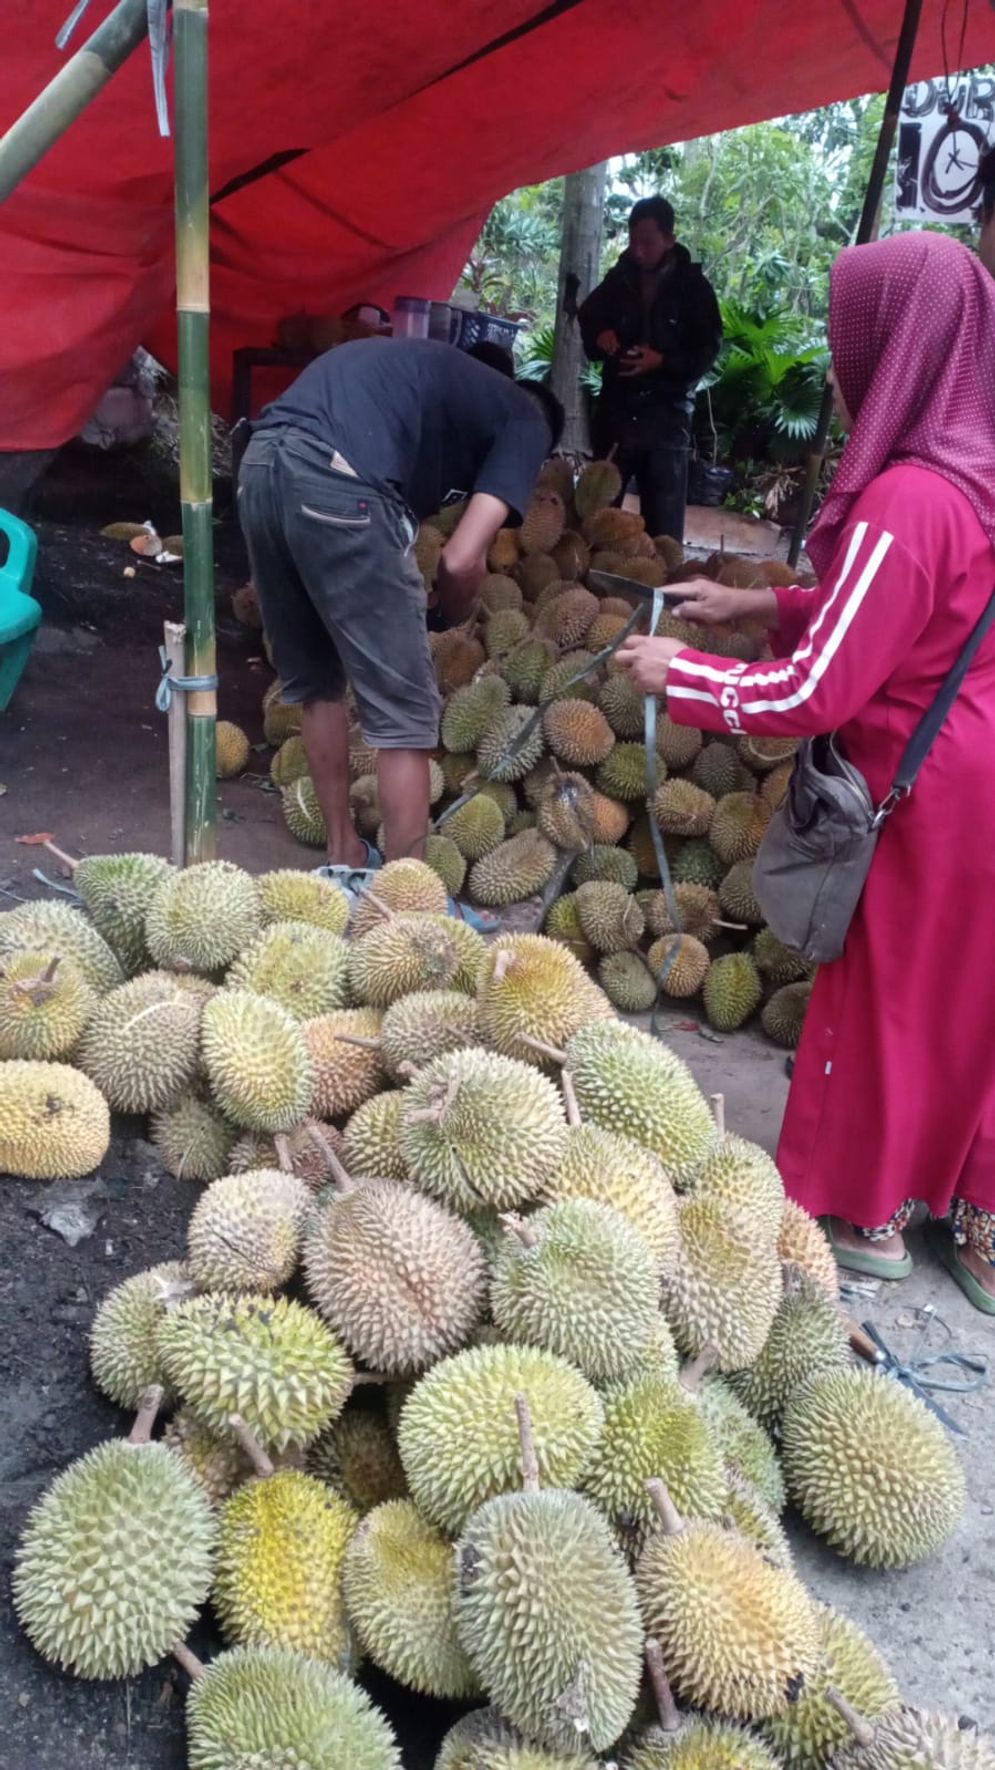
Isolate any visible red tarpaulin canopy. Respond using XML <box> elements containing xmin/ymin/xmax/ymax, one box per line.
<box><xmin>1</xmin><ymin>0</ymin><xmax>992</xmax><ymax>450</ymax></box>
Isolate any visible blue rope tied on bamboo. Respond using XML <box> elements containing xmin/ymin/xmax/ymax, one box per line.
<box><xmin>56</xmin><ymin>0</ymin><xmax>171</xmax><ymax>137</ymax></box>
<box><xmin>860</xmin><ymin>1319</ymin><xmax>989</xmax><ymax>1437</ymax></box>
<box><xmin>156</xmin><ymin>646</ymin><xmax>219</xmax><ymax>713</ymax></box>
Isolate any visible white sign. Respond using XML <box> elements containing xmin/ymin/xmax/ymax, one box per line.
<box><xmin>895</xmin><ymin>72</ymin><xmax>994</xmax><ymax>223</ymax></box>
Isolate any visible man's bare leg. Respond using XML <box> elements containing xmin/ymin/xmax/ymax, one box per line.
<box><xmin>300</xmin><ymin>700</ymin><xmax>367</xmax><ymax>867</ymax></box>
<box><xmin>378</xmin><ymin>749</ymin><xmax>431</xmax><ymax>862</ymax></box>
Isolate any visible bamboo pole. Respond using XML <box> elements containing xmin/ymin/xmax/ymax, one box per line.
<box><xmin>786</xmin><ymin>0</ymin><xmax>925</xmax><ymax>567</ymax></box>
<box><xmin>0</xmin><ymin>0</ymin><xmax>149</xmax><ymax>204</ymax></box>
<box><xmin>162</xmin><ymin>620</ymin><xmax>188</xmax><ymax>866</ymax></box>
<box><xmin>174</xmin><ymin>0</ymin><xmax>217</xmax><ymax>863</ymax></box>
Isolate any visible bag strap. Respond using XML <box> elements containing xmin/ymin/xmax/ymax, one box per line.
<box><xmin>879</xmin><ymin>586</ymin><xmax>995</xmax><ymax>816</ymax></box>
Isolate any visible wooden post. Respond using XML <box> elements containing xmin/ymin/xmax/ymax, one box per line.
<box><xmin>174</xmin><ymin>0</ymin><xmax>217</xmax><ymax>864</ymax></box>
<box><xmin>549</xmin><ymin>163</ymin><xmax>609</xmax><ymax>457</ymax></box>
<box><xmin>162</xmin><ymin>621</ymin><xmax>188</xmax><ymax>867</ymax></box>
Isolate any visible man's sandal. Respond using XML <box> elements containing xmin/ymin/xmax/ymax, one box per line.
<box><xmin>313</xmin><ymin>842</ymin><xmax>382</xmax><ymax>898</ymax></box>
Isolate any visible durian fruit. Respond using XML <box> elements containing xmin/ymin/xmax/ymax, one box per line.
<box><xmin>0</xmin><ymin>950</ymin><xmax>94</xmax><ymax>1060</ymax></box>
<box><xmin>437</xmin><ymin>1706</ymin><xmax>600</xmax><ymax>1769</ymax></box>
<box><xmin>423</xmin><ymin>832</ymin><xmax>467</xmax><ymax>896</ymax></box>
<box><xmin>762</xmin><ymin>759</ymin><xmax>794</xmax><ymax>809</ymax></box>
<box><xmin>627</xmin><ymin>1718</ymin><xmax>783</xmax><ymax>1770</ymax></box>
<box><xmin>303</xmin><ymin>1006</ymin><xmax>385</xmax><ymax>1117</ymax></box>
<box><xmin>187</xmin><ymin>1169</ymin><xmax>311</xmax><ymax>1293</ymax></box>
<box><xmin>492</xmin><ymin>1200</ymin><xmax>659</xmax><ymax>1384</ymax></box>
<box><xmin>762</xmin><ymin>1603</ymin><xmax>900</xmax><ymax>1767</ymax></box>
<box><xmin>13</xmin><ymin>1415</ymin><xmax>216</xmax><ymax>1680</ymax></box>
<box><xmin>351</xmin><ymin>773</ymin><xmax>381</xmax><ymax>839</ymax></box>
<box><xmin>722</xmin><ymin>1469</ymin><xmax>792</xmax><ymax>1569</ymax></box>
<box><xmin>573</xmin><ymin>844</ymin><xmax>639</xmax><ymax>890</ymax></box>
<box><xmin>740</xmin><ymin>734</ymin><xmax>799</xmax><ymax>773</ymax></box>
<box><xmin>753</xmin><ymin>926</ymin><xmax>811</xmax><ymax>988</ymax></box>
<box><xmin>672</xmin><ymin>838</ymin><xmax>725</xmax><ymax>889</ymax></box>
<box><xmin>90</xmin><ymin>1260</ymin><xmax>192</xmax><ymax>1408</ymax></box>
<box><xmin>76</xmin><ymin>970</ymin><xmax>201</xmax><ymax>1112</ymax></box>
<box><xmin>479</xmin><ymin>572</ymin><xmax>524</xmax><ymax>613</ymax></box>
<box><xmin>164</xmin><ymin>1408</ymin><xmax>253</xmax><ymax>1508</ymax></box>
<box><xmin>763</xmin><ymin>982</ymin><xmax>813</xmax><ymax>1048</ymax></box>
<box><xmin>226</xmin><ymin>918</ymin><xmax>351</xmax><ymax>1020</ymax></box>
<box><xmin>454</xmin><ymin>1477</ymin><xmax>643</xmax><ymax>1755</ymax></box>
<box><xmin>663</xmin><ymin>1197</ymin><xmax>782</xmax><ymax>1372</ymax></box>
<box><xmin>692</xmin><ymin>741</ymin><xmax>754</xmax><ymax>800</ymax></box>
<box><xmin>442</xmin><ymin>676</ymin><xmax>511</xmax><ymax>752</ymax></box>
<box><xmin>583</xmin><ymin>1371</ymin><xmax>727</xmax><ymax>1549</ymax></box>
<box><xmin>656</xmin><ymin>716</ymin><xmax>703</xmax><ymax>772</ymax></box>
<box><xmin>543</xmin><ymin>698</ymin><xmax>615</xmax><ymax>767</ymax></box>
<box><xmin>599</xmin><ymin>950</ymin><xmax>657</xmax><ymax>1013</ymax></box>
<box><xmin>644</xmin><ymin>881</ymin><xmax>720</xmax><ymax>942</ymax></box>
<box><xmin>827</xmin><ymin>1700</ymin><xmax>995</xmax><ymax>1770</ymax></box>
<box><xmin>213</xmin><ymin>1455</ymin><xmax>357</xmax><ymax>1664</ymax></box>
<box><xmin>563</xmin><ymin>1020</ymin><xmax>717</xmax><ymax>1185</ymax></box>
<box><xmin>397</xmin><ymin>1343</ymin><xmax>603</xmax><ymax>1533</ymax></box>
<box><xmin>595</xmin><ymin>741</ymin><xmax>650</xmax><ymax>803</ymax></box>
<box><xmin>554</xmin><ymin>538</ymin><xmax>594</xmax><ymax>590</ymax></box>
<box><xmin>145</xmin><ymin>859</ymin><xmax>262</xmax><ymax>972</ymax></box>
<box><xmin>778</xmin><ymin>1198</ymin><xmax>839</xmax><ymax>1299</ymax></box>
<box><xmin>535</xmin><ymin>586</ymin><xmax>601</xmax><ymax>650</ymax></box>
<box><xmin>343</xmin><ymin>1499</ymin><xmax>478</xmax><ymax>1697</ymax></box>
<box><xmin>415</xmin><ymin>522</ymin><xmax>445</xmax><ymax>582</ymax></box>
<box><xmin>282</xmin><ymin>775</ymin><xmax>327</xmax><ymax>846</ymax></box>
<box><xmin>488</xmin><ymin>527</ymin><xmax>521</xmax><ymax>570</ymax></box>
<box><xmin>653</xmin><ymin>780</ymin><xmax>715</xmax><ymax>837</ymax></box>
<box><xmin>469</xmin><ymin>829</ymin><xmax>558</xmax><ymax>906</ymax></box>
<box><xmin>216</xmin><ymin>720</ymin><xmax>251</xmax><ymax>778</ymax></box>
<box><xmin>157</xmin><ymin>1290</ymin><xmax>353</xmax><ymax>1451</ymax></box>
<box><xmin>710</xmin><ymin>791</ymin><xmax>772</xmax><ymax>864</ymax></box>
<box><xmin>185</xmin><ymin>1644</ymin><xmax>402</xmax><ymax>1770</ymax></box>
<box><xmin>263</xmin><ymin>680</ymin><xmax>303</xmax><ymax>744</ymax></box>
<box><xmin>373</xmin><ymin>988</ymin><xmax>480</xmax><ymax>1080</ymax></box>
<box><xmin>348</xmin><ymin>912</ymin><xmax>459</xmax><ymax>1006</ymax></box>
<box><xmin>544</xmin><ymin>1120</ymin><xmax>681</xmax><ymax>1273</ymax></box>
<box><xmin>589</xmin><ymin>607</ymin><xmax>636</xmax><ymax>650</ymax></box>
<box><xmin>477</xmin><ymin>705</ymin><xmax>546</xmax><ymax>782</ymax></box>
<box><xmin>258</xmin><ymin>870</ymin><xmax>349</xmax><ymax>937</ymax></box>
<box><xmin>150</xmin><ymin>1089</ymin><xmax>236</xmax><ymax>1182</ymax></box>
<box><xmin>342</xmin><ymin>1090</ymin><xmax>408</xmax><ymax>1180</ymax></box>
<box><xmin>575</xmin><ymin>457</ymin><xmax>623</xmax><ymax>519</ymax></box>
<box><xmin>0</xmin><ymin>899</ymin><xmax>124</xmax><ymax>994</ymax></box>
<box><xmin>689</xmin><ymin>1133</ymin><xmax>785</xmax><ymax>1236</ymax></box>
<box><xmin>636</xmin><ymin>1482</ymin><xmax>820</xmax><ymax>1722</ymax></box>
<box><xmin>447</xmin><ymin>915</ymin><xmax>489</xmax><ymax>993</ymax></box>
<box><xmin>694</xmin><ymin>1374</ymin><xmax>786</xmax><ymax>1513</ymax></box>
<box><xmin>202</xmin><ymin>989</ymin><xmax>314</xmax><ymax>1132</ymax></box>
<box><xmin>444</xmin><ymin>793</ymin><xmax>507</xmax><ymax>861</ymax></box>
<box><xmin>575</xmin><ymin>880</ymin><xmax>645</xmax><ymax>954</ymax></box>
<box><xmin>539</xmin><ymin>650</ymin><xmax>599</xmax><ymax>705</ymax></box>
<box><xmin>599</xmin><ymin>672</ymin><xmax>645</xmax><ymax>739</ymax></box>
<box><xmin>647</xmin><ymin>933</ymin><xmax>711</xmax><ymax>998</ymax></box>
<box><xmin>68</xmin><ymin>851</ymin><xmax>173</xmax><ymax>973</ymax></box>
<box><xmin>718</xmin><ymin>859</ymin><xmax>764</xmax><ymax>924</ymax></box>
<box><xmin>399</xmin><ymin>1047</ymin><xmax>569</xmax><ymax>1212</ymax></box>
<box><xmin>351</xmin><ymin>859</ymin><xmax>447</xmax><ymax>935</ymax></box>
<box><xmin>520</xmin><ymin>551</ymin><xmax>563</xmax><ymax>601</ymax></box>
<box><xmin>729</xmin><ymin>1267</ymin><xmax>850</xmax><ymax>1433</ymax></box>
<box><xmin>503</xmin><ymin>636</ymin><xmax>557</xmax><ymax>703</ymax></box>
<box><xmin>544</xmin><ymin>892</ymin><xmax>592</xmax><ymax>963</ymax></box>
<box><xmin>536</xmin><ymin>770</ymin><xmax>598</xmax><ymax>851</ymax></box>
<box><xmin>0</xmin><ymin>1058</ymin><xmax>111</xmax><ymax>1180</ymax></box>
<box><xmin>476</xmin><ymin>936</ymin><xmax>613</xmax><ymax>1068</ymax></box>
<box><xmin>486</xmin><ymin>607</ymin><xmax>532</xmax><ymax>659</ymax></box>
<box><xmin>270</xmin><ymin>733</ymin><xmax>309</xmax><ymax>787</ymax></box>
<box><xmin>308</xmin><ymin>1405</ymin><xmax>408</xmax><ymax>1512</ymax></box>
<box><xmin>703</xmin><ymin>951</ymin><xmax>763</xmax><ymax>1030</ymax></box>
<box><xmin>781</xmin><ymin>1367</ymin><xmax>966</xmax><ymax>1568</ymax></box>
<box><xmin>435</xmin><ymin>626</ymin><xmax>486</xmax><ymax>694</ymax></box>
<box><xmin>304</xmin><ymin>1173</ymin><xmax>486</xmax><ymax>1376</ymax></box>
<box><xmin>582</xmin><ymin>505</ymin><xmax>644</xmax><ymax>552</ymax></box>
<box><xmin>228</xmin><ymin>1121</ymin><xmax>343</xmax><ymax>1192</ymax></box>
<box><xmin>521</xmin><ymin>487</ymin><xmax>567</xmax><ymax>556</ymax></box>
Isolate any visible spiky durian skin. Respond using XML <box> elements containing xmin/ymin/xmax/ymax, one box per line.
<box><xmin>145</xmin><ymin>859</ymin><xmax>262</xmax><ymax>971</ymax></box>
<box><xmin>543</xmin><ymin>697</ymin><xmax>615</xmax><ymax>767</ymax></box>
<box><xmin>304</xmin><ymin>1006</ymin><xmax>385</xmax><ymax>1117</ymax></box>
<box><xmin>0</xmin><ymin>899</ymin><xmax>124</xmax><ymax>993</ymax></box>
<box><xmin>663</xmin><ymin>1197</ymin><xmax>783</xmax><ymax>1373</ymax></box>
<box><xmin>636</xmin><ymin>1518</ymin><xmax>820</xmax><ymax>1722</ymax></box>
<box><xmin>0</xmin><ymin>1059</ymin><xmax>110</xmax><ymax>1179</ymax></box>
<box><xmin>468</xmin><ymin>830</ymin><xmax>558</xmax><ymax>907</ymax></box>
<box><xmin>214</xmin><ymin>1470</ymin><xmax>357</xmax><ymax>1665</ymax></box>
<box><xmin>491</xmin><ymin>1199</ymin><xmax>659</xmax><ymax>1384</ymax></box>
<box><xmin>270</xmin><ymin>733</ymin><xmax>310</xmax><ymax>787</ymax></box>
<box><xmin>709</xmin><ymin>791</ymin><xmax>772</xmax><ymax>864</ymax></box>
<box><xmin>378</xmin><ymin>989</ymin><xmax>480</xmax><ymax>1080</ymax></box>
<box><xmin>307</xmin><ymin>1408</ymin><xmax>408</xmax><ymax>1512</ymax></box>
<box><xmin>282</xmin><ymin>775</ymin><xmax>327</xmax><ymax>846</ymax></box>
<box><xmin>442</xmin><ymin>677</ymin><xmax>511</xmax><ymax>752</ymax></box>
<box><xmin>575</xmin><ymin>880</ymin><xmax>645</xmax><ymax>954</ymax></box>
<box><xmin>563</xmin><ymin>1020</ymin><xmax>717</xmax><ymax>1185</ymax></box>
<box><xmin>672</xmin><ymin>838</ymin><xmax>725</xmax><ymax>889</ymax></box>
<box><xmin>89</xmin><ymin>1259</ymin><xmax>190</xmax><ymax>1409</ymax></box>
<box><xmin>689</xmin><ymin>1134</ymin><xmax>785</xmax><ymax>1236</ymax></box>
<box><xmin>156</xmin><ymin>1292</ymin><xmax>353</xmax><ymax>1453</ymax></box>
<box><xmin>448</xmin><ymin>915</ymin><xmax>489</xmax><ymax>994</ymax></box>
<box><xmin>762</xmin><ymin>981</ymin><xmax>812</xmax><ymax>1048</ymax></box>
<box><xmin>348</xmin><ymin>913</ymin><xmax>460</xmax><ymax>1006</ymax></box>
<box><xmin>653</xmin><ymin>780</ymin><xmax>715</xmax><ymax>837</ymax></box>
<box><xmin>201</xmin><ymin>990</ymin><xmax>315</xmax><ymax>1132</ymax></box>
<box><xmin>187</xmin><ymin>1169</ymin><xmax>311</xmax><ymax>1293</ymax></box>
<box><xmin>216</xmin><ymin>719</ymin><xmax>251</xmax><ymax>777</ymax></box>
<box><xmin>399</xmin><ymin>1048</ymin><xmax>569</xmax><ymax>1212</ymax></box>
<box><xmin>718</xmin><ymin>858</ymin><xmax>764</xmax><ymax>924</ymax></box>
<box><xmin>186</xmin><ymin>1645</ymin><xmax>402</xmax><ymax>1770</ymax></box>
<box><xmin>543</xmin><ymin>1125</ymin><xmax>681</xmax><ymax>1272</ymax></box>
<box><xmin>436</xmin><ymin>1706</ymin><xmax>601</xmax><ymax>1769</ymax></box>
<box><xmin>151</xmin><ymin>1088</ymin><xmax>238</xmax><ymax>1182</ymax></box>
<box><xmin>424</xmin><ymin>833</ymin><xmax>468</xmax><ymax>895</ymax></box>
<box><xmin>477</xmin><ymin>705</ymin><xmax>546</xmax><ymax>782</ymax></box>
<box><xmin>13</xmin><ymin>1441</ymin><xmax>216</xmax><ymax>1679</ymax></box>
<box><xmin>226</xmin><ymin>919</ymin><xmax>351</xmax><ymax>1021</ymax></box>
<box><xmin>342</xmin><ymin>1090</ymin><xmax>408</xmax><ymax>1180</ymax></box>
<box><xmin>444</xmin><ymin>793</ymin><xmax>508</xmax><ymax>861</ymax></box>
<box><xmin>475</xmin><ymin>933</ymin><xmax>612</xmax><ymax>1065</ymax></box>
<box><xmin>778</xmin><ymin>1198</ymin><xmax>840</xmax><ymax>1299</ymax></box>
<box><xmin>762</xmin><ymin>1603</ymin><xmax>900</xmax><ymax>1767</ymax></box>
<box><xmin>703</xmin><ymin>952</ymin><xmax>763</xmax><ymax>1030</ymax></box>
<box><xmin>722</xmin><ymin>1470</ymin><xmax>793</xmax><ymax>1568</ymax></box>
<box><xmin>781</xmin><ymin>1367</ymin><xmax>966</xmax><ymax>1568</ymax></box>
<box><xmin>697</xmin><ymin>1377</ymin><xmax>786</xmax><ymax>1513</ymax></box>
<box><xmin>599</xmin><ymin>950</ymin><xmax>658</xmax><ymax>1013</ymax></box>
<box><xmin>0</xmin><ymin>949</ymin><xmax>95</xmax><ymax>1060</ymax></box>
<box><xmin>304</xmin><ymin>1178</ymin><xmax>486</xmax><ymax>1377</ymax></box>
<box><xmin>753</xmin><ymin>925</ymin><xmax>811</xmax><ymax>987</ymax></box>
<box><xmin>455</xmin><ymin>1488</ymin><xmax>643</xmax><ymax>1754</ymax></box>
<box><xmin>76</xmin><ymin>971</ymin><xmax>202</xmax><ymax>1112</ymax></box>
<box><xmin>352</xmin><ymin>858</ymin><xmax>448</xmax><ymax>935</ymax></box>
<box><xmin>70</xmin><ymin>851</ymin><xmax>173</xmax><ymax>973</ymax></box>
<box><xmin>343</xmin><ymin>1499</ymin><xmax>477</xmax><ymax>1698</ymax></box>
<box><xmin>647</xmin><ymin>933</ymin><xmax>710</xmax><ymax>998</ymax></box>
<box><xmin>397</xmin><ymin>1343</ymin><xmax>604</xmax><ymax>1534</ymax></box>
<box><xmin>257</xmin><ymin>868</ymin><xmax>350</xmax><ymax>934</ymax></box>
<box><xmin>228</xmin><ymin>1122</ymin><xmax>343</xmax><ymax>1192</ymax></box>
<box><xmin>164</xmin><ymin>1408</ymin><xmax>253</xmax><ymax>1508</ymax></box>
<box><xmin>572</xmin><ymin>844</ymin><xmax>639</xmax><ymax>890</ymax></box>
<box><xmin>582</xmin><ymin>1371</ymin><xmax>727</xmax><ymax>1541</ymax></box>
<box><xmin>626</xmin><ymin>1719</ymin><xmax>785</xmax><ymax>1769</ymax></box>
<box><xmin>829</xmin><ymin>1705</ymin><xmax>995</xmax><ymax>1770</ymax></box>
<box><xmin>728</xmin><ymin>1270</ymin><xmax>850</xmax><ymax>1433</ymax></box>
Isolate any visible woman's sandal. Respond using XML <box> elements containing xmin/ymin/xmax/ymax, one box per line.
<box><xmin>819</xmin><ymin>1216</ymin><xmax>913</xmax><ymax>1281</ymax></box>
<box><xmin>926</xmin><ymin>1220</ymin><xmax>995</xmax><ymax>1316</ymax></box>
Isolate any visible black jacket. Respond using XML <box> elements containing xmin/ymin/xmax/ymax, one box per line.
<box><xmin>579</xmin><ymin>244</ymin><xmax>722</xmax><ymax>442</ymax></box>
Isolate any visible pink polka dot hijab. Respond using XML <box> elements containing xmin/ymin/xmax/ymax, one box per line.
<box><xmin>808</xmin><ymin>231</ymin><xmax>995</xmax><ymax>577</ymax></box>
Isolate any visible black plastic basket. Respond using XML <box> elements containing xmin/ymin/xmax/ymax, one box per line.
<box><xmin>450</xmin><ymin>310</ymin><xmax>522</xmax><ymax>354</ymax></box>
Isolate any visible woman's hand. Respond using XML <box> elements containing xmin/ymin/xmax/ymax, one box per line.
<box><xmin>614</xmin><ymin>634</ymin><xmax>686</xmax><ymax>694</ymax></box>
<box><xmin>672</xmin><ymin>578</ymin><xmax>779</xmax><ymax>627</ymax></box>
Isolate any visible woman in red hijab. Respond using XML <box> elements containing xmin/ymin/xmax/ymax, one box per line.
<box><xmin>618</xmin><ymin>232</ymin><xmax>995</xmax><ymax>1310</ymax></box>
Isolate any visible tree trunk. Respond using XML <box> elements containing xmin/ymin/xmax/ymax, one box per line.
<box><xmin>549</xmin><ymin>163</ymin><xmax>608</xmax><ymax>458</ymax></box>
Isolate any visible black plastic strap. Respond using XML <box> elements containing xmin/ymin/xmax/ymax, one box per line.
<box><xmin>890</xmin><ymin>587</ymin><xmax>995</xmax><ymax>800</ymax></box>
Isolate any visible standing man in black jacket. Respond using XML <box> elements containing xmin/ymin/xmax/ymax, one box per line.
<box><xmin>579</xmin><ymin>196</ymin><xmax>722</xmax><ymax>543</ymax></box>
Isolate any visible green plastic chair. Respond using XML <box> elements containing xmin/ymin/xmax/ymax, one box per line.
<box><xmin>0</xmin><ymin>508</ymin><xmax>40</xmax><ymax>711</ymax></box>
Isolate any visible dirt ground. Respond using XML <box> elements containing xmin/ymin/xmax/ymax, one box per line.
<box><xmin>0</xmin><ymin>449</ymin><xmax>992</xmax><ymax>1767</ymax></box>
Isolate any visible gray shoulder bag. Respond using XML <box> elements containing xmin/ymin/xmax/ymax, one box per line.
<box><xmin>753</xmin><ymin>587</ymin><xmax>995</xmax><ymax>965</ymax></box>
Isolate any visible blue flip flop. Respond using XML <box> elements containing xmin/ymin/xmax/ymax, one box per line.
<box><xmin>313</xmin><ymin>842</ymin><xmax>382</xmax><ymax>898</ymax></box>
<box><xmin>446</xmin><ymin>896</ymin><xmax>501</xmax><ymax>933</ymax></box>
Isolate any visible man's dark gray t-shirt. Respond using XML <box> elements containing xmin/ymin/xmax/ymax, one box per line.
<box><xmin>254</xmin><ymin>337</ymin><xmax>549</xmax><ymax>523</ymax></box>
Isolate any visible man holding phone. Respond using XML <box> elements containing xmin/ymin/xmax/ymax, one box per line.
<box><xmin>579</xmin><ymin>196</ymin><xmax>722</xmax><ymax>544</ymax></box>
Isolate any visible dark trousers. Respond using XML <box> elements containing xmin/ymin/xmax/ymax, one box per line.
<box><xmin>613</xmin><ymin>440</ymin><xmax>689</xmax><ymax>544</ymax></box>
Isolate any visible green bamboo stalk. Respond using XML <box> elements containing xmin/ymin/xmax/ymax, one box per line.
<box><xmin>174</xmin><ymin>0</ymin><xmax>216</xmax><ymax>864</ymax></box>
<box><xmin>0</xmin><ymin>0</ymin><xmax>149</xmax><ymax>204</ymax></box>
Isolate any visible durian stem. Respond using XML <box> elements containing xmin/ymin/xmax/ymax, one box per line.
<box><xmin>824</xmin><ymin>1688</ymin><xmax>875</xmax><ymax>1748</ymax></box>
<box><xmin>172</xmin><ymin>1641</ymin><xmax>206</xmax><ymax>1682</ymax></box>
<box><xmin>679</xmin><ymin>1345</ymin><xmax>720</xmax><ymax>1393</ymax></box>
<box><xmin>560</xmin><ymin>1068</ymin><xmax>582</xmax><ymax>1128</ymax></box>
<box><xmin>515</xmin><ymin>1392</ymin><xmax>541</xmax><ymax>1493</ymax></box>
<box><xmin>305</xmin><ymin>1123</ymin><xmax>354</xmax><ymax>1190</ymax></box>
<box><xmin>357</xmin><ymin>890</ymin><xmax>395</xmax><ymax>923</ymax></box>
<box><xmin>129</xmin><ymin>1385</ymin><xmax>165</xmax><ymax>1444</ymax></box>
<box><xmin>709</xmin><ymin>1093</ymin><xmax>725</xmax><ymax>1135</ymax></box>
<box><xmin>500</xmin><ymin>1211</ymin><xmax>541</xmax><ymax>1249</ymax></box>
<box><xmin>41</xmin><ymin>840</ymin><xmax>79</xmax><ymax>874</ymax></box>
<box><xmin>273</xmin><ymin>1133</ymin><xmax>294</xmax><ymax>1173</ymax></box>
<box><xmin>516</xmin><ymin>1033</ymin><xmax>567</xmax><ymax>1065</ymax></box>
<box><xmin>333</xmin><ymin>1033</ymin><xmax>382</xmax><ymax>1050</ymax></box>
<box><xmin>714</xmin><ymin>919</ymin><xmax>748</xmax><ymax>933</ymax></box>
<box><xmin>228</xmin><ymin>1414</ymin><xmax>275</xmax><ymax>1478</ymax></box>
<box><xmin>644</xmin><ymin>1638</ymin><xmax>681</xmax><ymax>1733</ymax></box>
<box><xmin>492</xmin><ymin>948</ymin><xmax>516</xmax><ymax>984</ymax></box>
<box><xmin>407</xmin><ymin>1073</ymin><xmax>459</xmax><ymax>1128</ymax></box>
<box><xmin>351</xmin><ymin>1371</ymin><xmax>390</xmax><ymax>1388</ymax></box>
<box><xmin>645</xmin><ymin>1478</ymin><xmax>685</xmax><ymax>1536</ymax></box>
<box><xmin>39</xmin><ymin>955</ymin><xmax>62</xmax><ymax>985</ymax></box>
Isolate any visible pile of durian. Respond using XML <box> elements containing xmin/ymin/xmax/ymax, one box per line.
<box><xmin>235</xmin><ymin>457</ymin><xmax>816</xmax><ymax>1052</ymax></box>
<box><xmin>1</xmin><ymin>847</ymin><xmax>989</xmax><ymax>1767</ymax></box>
